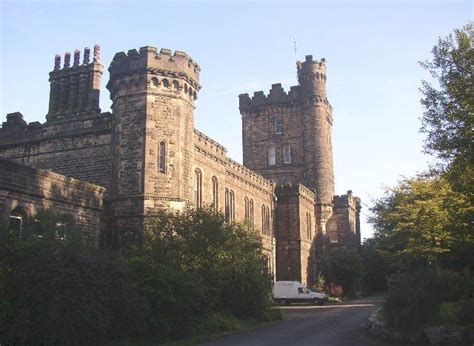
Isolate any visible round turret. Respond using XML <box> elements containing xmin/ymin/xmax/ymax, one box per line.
<box><xmin>297</xmin><ymin>55</ymin><xmax>327</xmax><ymax>98</ymax></box>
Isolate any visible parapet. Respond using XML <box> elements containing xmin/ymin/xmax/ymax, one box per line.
<box><xmin>239</xmin><ymin>83</ymin><xmax>301</xmax><ymax>112</ymax></box>
<box><xmin>275</xmin><ymin>183</ymin><xmax>316</xmax><ymax>204</ymax></box>
<box><xmin>333</xmin><ymin>190</ymin><xmax>361</xmax><ymax>209</ymax></box>
<box><xmin>226</xmin><ymin>158</ymin><xmax>275</xmax><ymax>193</ymax></box>
<box><xmin>47</xmin><ymin>45</ymin><xmax>103</xmax><ymax>121</ymax></box>
<box><xmin>107</xmin><ymin>46</ymin><xmax>201</xmax><ymax>92</ymax></box>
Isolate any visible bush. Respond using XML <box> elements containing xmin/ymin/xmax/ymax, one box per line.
<box><xmin>0</xmin><ymin>210</ymin><xmax>145</xmax><ymax>345</ymax></box>
<box><xmin>383</xmin><ymin>269</ymin><xmax>474</xmax><ymax>333</ymax></box>
<box><xmin>124</xmin><ymin>207</ymin><xmax>274</xmax><ymax>339</ymax></box>
<box><xmin>325</xmin><ymin>282</ymin><xmax>343</xmax><ymax>298</ymax></box>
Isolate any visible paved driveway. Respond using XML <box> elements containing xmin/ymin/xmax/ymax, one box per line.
<box><xmin>201</xmin><ymin>296</ymin><xmax>388</xmax><ymax>346</ymax></box>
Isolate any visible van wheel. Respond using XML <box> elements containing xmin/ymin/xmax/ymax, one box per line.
<box><xmin>314</xmin><ymin>298</ymin><xmax>324</xmax><ymax>305</ymax></box>
<box><xmin>280</xmin><ymin>299</ymin><xmax>289</xmax><ymax>306</ymax></box>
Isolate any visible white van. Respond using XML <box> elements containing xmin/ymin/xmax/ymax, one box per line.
<box><xmin>272</xmin><ymin>281</ymin><xmax>329</xmax><ymax>305</ymax></box>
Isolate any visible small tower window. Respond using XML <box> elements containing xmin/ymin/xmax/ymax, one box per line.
<box><xmin>162</xmin><ymin>79</ymin><xmax>170</xmax><ymax>88</ymax></box>
<box><xmin>275</xmin><ymin>118</ymin><xmax>284</xmax><ymax>134</ymax></box>
<box><xmin>268</xmin><ymin>145</ymin><xmax>276</xmax><ymax>166</ymax></box>
<box><xmin>212</xmin><ymin>176</ymin><xmax>219</xmax><ymax>209</ymax></box>
<box><xmin>283</xmin><ymin>144</ymin><xmax>292</xmax><ymax>164</ymax></box>
<box><xmin>159</xmin><ymin>141</ymin><xmax>166</xmax><ymax>173</ymax></box>
<box><xmin>195</xmin><ymin>168</ymin><xmax>202</xmax><ymax>208</ymax></box>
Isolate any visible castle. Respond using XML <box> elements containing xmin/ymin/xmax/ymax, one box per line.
<box><xmin>0</xmin><ymin>45</ymin><xmax>360</xmax><ymax>285</ymax></box>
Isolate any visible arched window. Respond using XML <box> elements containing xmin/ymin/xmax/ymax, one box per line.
<box><xmin>9</xmin><ymin>207</ymin><xmax>26</xmax><ymax>236</ymax></box>
<box><xmin>172</xmin><ymin>80</ymin><xmax>179</xmax><ymax>89</ymax></box>
<box><xmin>162</xmin><ymin>79</ymin><xmax>170</xmax><ymax>88</ymax></box>
<box><xmin>244</xmin><ymin>197</ymin><xmax>249</xmax><ymax>222</ymax></box>
<box><xmin>265</xmin><ymin>205</ymin><xmax>270</xmax><ymax>236</ymax></box>
<box><xmin>268</xmin><ymin>145</ymin><xmax>276</xmax><ymax>166</ymax></box>
<box><xmin>212</xmin><ymin>176</ymin><xmax>218</xmax><ymax>209</ymax></box>
<box><xmin>328</xmin><ymin>221</ymin><xmax>338</xmax><ymax>243</ymax></box>
<box><xmin>249</xmin><ymin>199</ymin><xmax>254</xmax><ymax>227</ymax></box>
<box><xmin>225</xmin><ymin>188</ymin><xmax>230</xmax><ymax>221</ymax></box>
<box><xmin>306</xmin><ymin>212</ymin><xmax>312</xmax><ymax>240</ymax></box>
<box><xmin>195</xmin><ymin>168</ymin><xmax>202</xmax><ymax>208</ymax></box>
<box><xmin>159</xmin><ymin>141</ymin><xmax>166</xmax><ymax>173</ymax></box>
<box><xmin>261</xmin><ymin>204</ymin><xmax>266</xmax><ymax>234</ymax></box>
<box><xmin>151</xmin><ymin>77</ymin><xmax>159</xmax><ymax>88</ymax></box>
<box><xmin>229</xmin><ymin>190</ymin><xmax>235</xmax><ymax>221</ymax></box>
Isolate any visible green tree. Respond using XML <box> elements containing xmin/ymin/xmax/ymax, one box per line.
<box><xmin>419</xmin><ymin>23</ymin><xmax>473</xmax><ymax>191</ymax></box>
<box><xmin>125</xmin><ymin>207</ymin><xmax>273</xmax><ymax>339</ymax></box>
<box><xmin>369</xmin><ymin>175</ymin><xmax>473</xmax><ymax>272</ymax></box>
<box><xmin>325</xmin><ymin>247</ymin><xmax>364</xmax><ymax>298</ymax></box>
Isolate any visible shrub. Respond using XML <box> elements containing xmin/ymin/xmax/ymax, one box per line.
<box><xmin>383</xmin><ymin>269</ymin><xmax>473</xmax><ymax>333</ymax></box>
<box><xmin>0</xmin><ymin>210</ymin><xmax>146</xmax><ymax>345</ymax></box>
<box><xmin>325</xmin><ymin>282</ymin><xmax>343</xmax><ymax>298</ymax></box>
<box><xmin>325</xmin><ymin>247</ymin><xmax>363</xmax><ymax>298</ymax></box>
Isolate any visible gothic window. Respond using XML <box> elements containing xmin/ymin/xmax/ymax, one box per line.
<box><xmin>306</xmin><ymin>212</ymin><xmax>312</xmax><ymax>240</ymax></box>
<box><xmin>225</xmin><ymin>188</ymin><xmax>230</xmax><ymax>221</ymax></box>
<box><xmin>275</xmin><ymin>118</ymin><xmax>284</xmax><ymax>134</ymax></box>
<box><xmin>266</xmin><ymin>205</ymin><xmax>271</xmax><ymax>236</ymax></box>
<box><xmin>244</xmin><ymin>197</ymin><xmax>249</xmax><ymax>222</ymax></box>
<box><xmin>328</xmin><ymin>221</ymin><xmax>338</xmax><ymax>243</ymax></box>
<box><xmin>283</xmin><ymin>144</ymin><xmax>292</xmax><ymax>164</ymax></box>
<box><xmin>268</xmin><ymin>145</ymin><xmax>276</xmax><ymax>166</ymax></box>
<box><xmin>159</xmin><ymin>141</ymin><xmax>166</xmax><ymax>173</ymax></box>
<box><xmin>229</xmin><ymin>190</ymin><xmax>235</xmax><ymax>221</ymax></box>
<box><xmin>212</xmin><ymin>176</ymin><xmax>218</xmax><ymax>209</ymax></box>
<box><xmin>249</xmin><ymin>199</ymin><xmax>254</xmax><ymax>227</ymax></box>
<box><xmin>195</xmin><ymin>168</ymin><xmax>202</xmax><ymax>208</ymax></box>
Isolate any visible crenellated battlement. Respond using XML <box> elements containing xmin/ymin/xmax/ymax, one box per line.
<box><xmin>107</xmin><ymin>46</ymin><xmax>201</xmax><ymax>94</ymax></box>
<box><xmin>194</xmin><ymin>129</ymin><xmax>227</xmax><ymax>157</ymax></box>
<box><xmin>47</xmin><ymin>45</ymin><xmax>103</xmax><ymax>122</ymax></box>
<box><xmin>333</xmin><ymin>190</ymin><xmax>361</xmax><ymax>210</ymax></box>
<box><xmin>226</xmin><ymin>157</ymin><xmax>275</xmax><ymax>192</ymax></box>
<box><xmin>239</xmin><ymin>83</ymin><xmax>301</xmax><ymax>111</ymax></box>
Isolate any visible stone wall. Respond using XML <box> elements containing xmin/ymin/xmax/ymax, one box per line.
<box><xmin>327</xmin><ymin>191</ymin><xmax>361</xmax><ymax>247</ymax></box>
<box><xmin>0</xmin><ymin>158</ymin><xmax>105</xmax><ymax>245</ymax></box>
<box><xmin>0</xmin><ymin>112</ymin><xmax>113</xmax><ymax>191</ymax></box>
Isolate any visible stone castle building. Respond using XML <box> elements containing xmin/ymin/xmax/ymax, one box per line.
<box><xmin>0</xmin><ymin>45</ymin><xmax>360</xmax><ymax>285</ymax></box>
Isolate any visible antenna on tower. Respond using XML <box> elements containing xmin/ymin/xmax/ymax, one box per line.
<box><xmin>293</xmin><ymin>35</ymin><xmax>298</xmax><ymax>61</ymax></box>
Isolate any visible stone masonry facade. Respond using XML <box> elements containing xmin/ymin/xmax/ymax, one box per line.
<box><xmin>0</xmin><ymin>44</ymin><xmax>360</xmax><ymax>284</ymax></box>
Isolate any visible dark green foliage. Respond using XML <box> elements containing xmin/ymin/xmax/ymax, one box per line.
<box><xmin>0</xmin><ymin>209</ymin><xmax>146</xmax><ymax>345</ymax></box>
<box><xmin>359</xmin><ymin>238</ymin><xmax>392</xmax><ymax>294</ymax></box>
<box><xmin>124</xmin><ymin>207</ymin><xmax>273</xmax><ymax>340</ymax></box>
<box><xmin>383</xmin><ymin>270</ymin><xmax>474</xmax><ymax>332</ymax></box>
<box><xmin>325</xmin><ymin>247</ymin><xmax>363</xmax><ymax>298</ymax></box>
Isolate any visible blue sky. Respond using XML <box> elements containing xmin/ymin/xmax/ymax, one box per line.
<box><xmin>1</xmin><ymin>0</ymin><xmax>472</xmax><ymax>239</ymax></box>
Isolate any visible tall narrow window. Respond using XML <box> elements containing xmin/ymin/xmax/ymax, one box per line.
<box><xmin>261</xmin><ymin>205</ymin><xmax>265</xmax><ymax>234</ymax></box>
<box><xmin>230</xmin><ymin>190</ymin><xmax>235</xmax><ymax>221</ymax></box>
<box><xmin>283</xmin><ymin>144</ymin><xmax>292</xmax><ymax>164</ymax></box>
<box><xmin>225</xmin><ymin>188</ymin><xmax>230</xmax><ymax>221</ymax></box>
<box><xmin>268</xmin><ymin>145</ymin><xmax>276</xmax><ymax>166</ymax></box>
<box><xmin>306</xmin><ymin>212</ymin><xmax>312</xmax><ymax>239</ymax></box>
<box><xmin>244</xmin><ymin>197</ymin><xmax>249</xmax><ymax>222</ymax></box>
<box><xmin>159</xmin><ymin>141</ymin><xmax>166</xmax><ymax>173</ymax></box>
<box><xmin>266</xmin><ymin>205</ymin><xmax>270</xmax><ymax>236</ymax></box>
<box><xmin>328</xmin><ymin>221</ymin><xmax>338</xmax><ymax>243</ymax></box>
<box><xmin>195</xmin><ymin>168</ymin><xmax>202</xmax><ymax>208</ymax></box>
<box><xmin>249</xmin><ymin>199</ymin><xmax>254</xmax><ymax>227</ymax></box>
<box><xmin>212</xmin><ymin>176</ymin><xmax>218</xmax><ymax>209</ymax></box>
<box><xmin>275</xmin><ymin>118</ymin><xmax>284</xmax><ymax>134</ymax></box>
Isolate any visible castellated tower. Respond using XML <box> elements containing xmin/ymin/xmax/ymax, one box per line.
<box><xmin>47</xmin><ymin>45</ymin><xmax>103</xmax><ymax>121</ymax></box>
<box><xmin>239</xmin><ymin>55</ymin><xmax>335</xmax><ymax>205</ymax></box>
<box><xmin>107</xmin><ymin>47</ymin><xmax>200</xmax><ymax>239</ymax></box>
